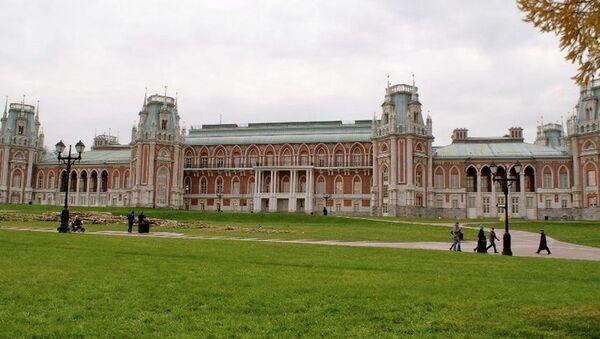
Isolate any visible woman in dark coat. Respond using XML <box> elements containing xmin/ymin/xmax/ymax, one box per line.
<box><xmin>476</xmin><ymin>225</ymin><xmax>488</xmax><ymax>253</ymax></box>
<box><xmin>536</xmin><ymin>230</ymin><xmax>551</xmax><ymax>254</ymax></box>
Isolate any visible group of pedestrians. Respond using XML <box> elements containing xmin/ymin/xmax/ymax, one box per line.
<box><xmin>126</xmin><ymin>211</ymin><xmax>150</xmax><ymax>233</ymax></box>
<box><xmin>450</xmin><ymin>222</ymin><xmax>551</xmax><ymax>255</ymax></box>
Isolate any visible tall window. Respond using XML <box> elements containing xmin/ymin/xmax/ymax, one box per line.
<box><xmin>282</xmin><ymin>177</ymin><xmax>290</xmax><ymax>193</ymax></box>
<box><xmin>353</xmin><ymin>177</ymin><xmax>361</xmax><ymax>194</ymax></box>
<box><xmin>558</xmin><ymin>169</ymin><xmax>568</xmax><ymax>189</ymax></box>
<box><xmin>300</xmin><ymin>154</ymin><xmax>309</xmax><ymax>166</ymax></box>
<box><xmin>482</xmin><ymin>197</ymin><xmax>490</xmax><ymax>213</ymax></box>
<box><xmin>318</xmin><ymin>154</ymin><xmax>326</xmax><ymax>167</ymax></box>
<box><xmin>299</xmin><ymin>177</ymin><xmax>306</xmax><ymax>193</ymax></box>
<box><xmin>450</xmin><ymin>169</ymin><xmax>459</xmax><ymax>189</ymax></box>
<box><xmin>185</xmin><ymin>153</ymin><xmax>193</xmax><ymax>167</ymax></box>
<box><xmin>316</xmin><ymin>177</ymin><xmax>325</xmax><ymax>194</ymax></box>
<box><xmin>232</xmin><ymin>178</ymin><xmax>240</xmax><ymax>194</ymax></box>
<box><xmin>497</xmin><ymin>196</ymin><xmax>505</xmax><ymax>213</ymax></box>
<box><xmin>335</xmin><ymin>177</ymin><xmax>343</xmax><ymax>194</ymax></box>
<box><xmin>232</xmin><ymin>154</ymin><xmax>241</xmax><ymax>167</ymax></box>
<box><xmin>37</xmin><ymin>173</ymin><xmax>44</xmax><ymax>189</ymax></box>
<box><xmin>543</xmin><ymin>168</ymin><xmax>552</xmax><ymax>189</ymax></box>
<box><xmin>415</xmin><ymin>167</ymin><xmax>423</xmax><ymax>187</ymax></box>
<box><xmin>382</xmin><ymin>167</ymin><xmax>389</xmax><ymax>183</ymax></box>
<box><xmin>511</xmin><ymin>197</ymin><xmax>519</xmax><ymax>214</ymax></box>
<box><xmin>157</xmin><ymin>167</ymin><xmax>168</xmax><ymax>205</ymax></box>
<box><xmin>47</xmin><ymin>172</ymin><xmax>55</xmax><ymax>189</ymax></box>
<box><xmin>248</xmin><ymin>178</ymin><xmax>255</xmax><ymax>194</ymax></box>
<box><xmin>200</xmin><ymin>178</ymin><xmax>207</xmax><ymax>194</ymax></box>
<box><xmin>200</xmin><ymin>156</ymin><xmax>208</xmax><ymax>168</ymax></box>
<box><xmin>216</xmin><ymin>156</ymin><xmax>224</xmax><ymax>168</ymax></box>
<box><xmin>112</xmin><ymin>172</ymin><xmax>120</xmax><ymax>190</ymax></box>
<box><xmin>335</xmin><ymin>153</ymin><xmax>344</xmax><ymax>167</ymax></box>
<box><xmin>353</xmin><ymin>153</ymin><xmax>361</xmax><ymax>166</ymax></box>
<box><xmin>587</xmin><ymin>169</ymin><xmax>597</xmax><ymax>187</ymax></box>
<box><xmin>12</xmin><ymin>170</ymin><xmax>22</xmax><ymax>188</ymax></box>
<box><xmin>266</xmin><ymin>154</ymin><xmax>273</xmax><ymax>166</ymax></box>
<box><xmin>434</xmin><ymin>169</ymin><xmax>443</xmax><ymax>188</ymax></box>
<box><xmin>216</xmin><ymin>178</ymin><xmax>223</xmax><ymax>194</ymax></box>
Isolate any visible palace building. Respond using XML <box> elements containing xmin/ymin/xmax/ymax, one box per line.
<box><xmin>1</xmin><ymin>80</ymin><xmax>599</xmax><ymax>220</ymax></box>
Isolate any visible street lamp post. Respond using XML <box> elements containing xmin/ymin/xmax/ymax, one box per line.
<box><xmin>56</xmin><ymin>140</ymin><xmax>85</xmax><ymax>233</ymax></box>
<box><xmin>489</xmin><ymin>160</ymin><xmax>521</xmax><ymax>256</ymax></box>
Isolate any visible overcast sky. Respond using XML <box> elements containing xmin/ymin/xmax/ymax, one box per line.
<box><xmin>0</xmin><ymin>0</ymin><xmax>580</xmax><ymax>149</ymax></box>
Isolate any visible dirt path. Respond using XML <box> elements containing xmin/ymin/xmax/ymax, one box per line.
<box><xmin>2</xmin><ymin>225</ymin><xmax>600</xmax><ymax>262</ymax></box>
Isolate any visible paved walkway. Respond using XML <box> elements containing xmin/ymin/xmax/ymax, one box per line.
<box><xmin>2</xmin><ymin>224</ymin><xmax>600</xmax><ymax>262</ymax></box>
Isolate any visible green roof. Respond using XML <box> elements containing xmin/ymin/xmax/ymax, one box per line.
<box><xmin>433</xmin><ymin>142</ymin><xmax>569</xmax><ymax>159</ymax></box>
<box><xmin>186</xmin><ymin>120</ymin><xmax>373</xmax><ymax>145</ymax></box>
<box><xmin>40</xmin><ymin>150</ymin><xmax>131</xmax><ymax>165</ymax></box>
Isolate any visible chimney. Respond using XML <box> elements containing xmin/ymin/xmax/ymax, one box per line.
<box><xmin>451</xmin><ymin>128</ymin><xmax>468</xmax><ymax>142</ymax></box>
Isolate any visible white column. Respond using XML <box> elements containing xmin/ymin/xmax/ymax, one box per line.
<box><xmin>371</xmin><ymin>141</ymin><xmax>379</xmax><ymax>215</ymax></box>
<box><xmin>307</xmin><ymin>169</ymin><xmax>314</xmax><ymax>213</ymax></box>
<box><xmin>406</xmin><ymin>137</ymin><xmax>413</xmax><ymax>185</ymax></box>
<box><xmin>476</xmin><ymin>172</ymin><xmax>482</xmax><ymax>217</ymax></box>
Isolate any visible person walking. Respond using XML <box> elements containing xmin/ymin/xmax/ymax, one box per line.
<box><xmin>449</xmin><ymin>222</ymin><xmax>462</xmax><ymax>251</ymax></box>
<box><xmin>474</xmin><ymin>225</ymin><xmax>487</xmax><ymax>253</ymax></box>
<box><xmin>486</xmin><ymin>227</ymin><xmax>500</xmax><ymax>253</ymax></box>
<box><xmin>536</xmin><ymin>229</ymin><xmax>551</xmax><ymax>255</ymax></box>
<box><xmin>127</xmin><ymin>211</ymin><xmax>135</xmax><ymax>233</ymax></box>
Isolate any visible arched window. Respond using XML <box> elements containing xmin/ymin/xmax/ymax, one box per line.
<box><xmin>298</xmin><ymin>176</ymin><xmax>306</xmax><ymax>193</ymax></box>
<box><xmin>558</xmin><ymin>167</ymin><xmax>569</xmax><ymax>189</ymax></box>
<box><xmin>281</xmin><ymin>148</ymin><xmax>292</xmax><ymax>166</ymax></box>
<box><xmin>586</xmin><ymin>164</ymin><xmax>597</xmax><ymax>187</ymax></box>
<box><xmin>481</xmin><ymin>166</ymin><xmax>492</xmax><ymax>192</ymax></box>
<box><xmin>60</xmin><ymin>171</ymin><xmax>68</xmax><ymax>192</ymax></box>
<box><xmin>415</xmin><ymin>166</ymin><xmax>423</xmax><ymax>187</ymax></box>
<box><xmin>352</xmin><ymin>150</ymin><xmax>362</xmax><ymax>166</ymax></box>
<box><xmin>123</xmin><ymin>171</ymin><xmax>130</xmax><ymax>189</ymax></box>
<box><xmin>100</xmin><ymin>171</ymin><xmax>108</xmax><ymax>192</ymax></box>
<box><xmin>37</xmin><ymin>173</ymin><xmax>44</xmax><ymax>189</ymax></box>
<box><xmin>335</xmin><ymin>151</ymin><xmax>344</xmax><ymax>167</ymax></box>
<box><xmin>112</xmin><ymin>171</ymin><xmax>120</xmax><ymax>190</ymax></box>
<box><xmin>215</xmin><ymin>149</ymin><xmax>225</xmax><ymax>168</ymax></box>
<box><xmin>90</xmin><ymin>171</ymin><xmax>98</xmax><ymax>193</ymax></box>
<box><xmin>70</xmin><ymin>171</ymin><xmax>78</xmax><ymax>192</ymax></box>
<box><xmin>184</xmin><ymin>151</ymin><xmax>194</xmax><ymax>168</ymax></box>
<box><xmin>216</xmin><ymin>177</ymin><xmax>224</xmax><ymax>194</ymax></box>
<box><xmin>184</xmin><ymin>177</ymin><xmax>192</xmax><ymax>194</ymax></box>
<box><xmin>47</xmin><ymin>172</ymin><xmax>55</xmax><ymax>190</ymax></box>
<box><xmin>157</xmin><ymin>167</ymin><xmax>168</xmax><ymax>205</ymax></box>
<box><xmin>247</xmin><ymin>148</ymin><xmax>258</xmax><ymax>167</ymax></box>
<box><xmin>248</xmin><ymin>177</ymin><xmax>255</xmax><ymax>194</ymax></box>
<box><xmin>232</xmin><ymin>177</ymin><xmax>240</xmax><ymax>194</ymax></box>
<box><xmin>466</xmin><ymin>167</ymin><xmax>477</xmax><ymax>192</ymax></box>
<box><xmin>200</xmin><ymin>177</ymin><xmax>207</xmax><ymax>194</ymax></box>
<box><xmin>79</xmin><ymin>171</ymin><xmax>88</xmax><ymax>192</ymax></box>
<box><xmin>231</xmin><ymin>149</ymin><xmax>241</xmax><ymax>168</ymax></box>
<box><xmin>524</xmin><ymin>166</ymin><xmax>535</xmax><ymax>192</ymax></box>
<box><xmin>434</xmin><ymin>168</ymin><xmax>444</xmax><ymax>189</ymax></box>
<box><xmin>12</xmin><ymin>170</ymin><xmax>23</xmax><ymax>188</ymax></box>
<box><xmin>316</xmin><ymin>176</ymin><xmax>325</xmax><ymax>194</ymax></box>
<box><xmin>316</xmin><ymin>147</ymin><xmax>328</xmax><ymax>167</ymax></box>
<box><xmin>542</xmin><ymin>167</ymin><xmax>553</xmax><ymax>189</ymax></box>
<box><xmin>450</xmin><ymin>167</ymin><xmax>460</xmax><ymax>189</ymax></box>
<box><xmin>281</xmin><ymin>176</ymin><xmax>290</xmax><ymax>193</ymax></box>
<box><xmin>335</xmin><ymin>176</ymin><xmax>344</xmax><ymax>194</ymax></box>
<box><xmin>352</xmin><ymin>176</ymin><xmax>361</xmax><ymax>194</ymax></box>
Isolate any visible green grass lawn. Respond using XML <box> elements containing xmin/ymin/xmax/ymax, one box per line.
<box><xmin>2</xmin><ymin>203</ymin><xmax>599</xmax><ymax>247</ymax></box>
<box><xmin>0</xmin><ymin>230</ymin><xmax>598</xmax><ymax>337</ymax></box>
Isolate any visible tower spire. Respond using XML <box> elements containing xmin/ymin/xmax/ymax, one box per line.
<box><xmin>3</xmin><ymin>96</ymin><xmax>7</xmax><ymax>118</ymax></box>
<box><xmin>142</xmin><ymin>87</ymin><xmax>147</xmax><ymax>110</ymax></box>
<box><xmin>35</xmin><ymin>100</ymin><xmax>40</xmax><ymax>119</ymax></box>
<box><xmin>411</xmin><ymin>74</ymin><xmax>418</xmax><ymax>101</ymax></box>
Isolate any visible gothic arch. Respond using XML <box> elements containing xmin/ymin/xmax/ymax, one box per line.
<box><xmin>315</xmin><ymin>175</ymin><xmax>327</xmax><ymax>194</ymax></box>
<box><xmin>156</xmin><ymin>166</ymin><xmax>169</xmax><ymax>205</ymax></box>
<box><xmin>542</xmin><ymin>165</ymin><xmax>554</xmax><ymax>189</ymax></box>
<box><xmin>47</xmin><ymin>171</ymin><xmax>55</xmax><ymax>190</ymax></box>
<box><xmin>36</xmin><ymin>172</ymin><xmax>44</xmax><ymax>189</ymax></box>
<box><xmin>434</xmin><ymin>166</ymin><xmax>445</xmax><ymax>188</ymax></box>
<box><xmin>111</xmin><ymin>169</ymin><xmax>121</xmax><ymax>190</ymax></box>
<box><xmin>279</xmin><ymin>144</ymin><xmax>294</xmax><ymax>165</ymax></box>
<box><xmin>557</xmin><ymin>165</ymin><xmax>570</xmax><ymax>188</ymax></box>
<box><xmin>79</xmin><ymin>170</ymin><xmax>88</xmax><ymax>192</ymax></box>
<box><xmin>334</xmin><ymin>175</ymin><xmax>344</xmax><ymax>194</ymax></box>
<box><xmin>199</xmin><ymin>176</ymin><xmax>208</xmax><ymax>194</ymax></box>
<box><xmin>352</xmin><ymin>175</ymin><xmax>362</xmax><ymax>194</ymax></box>
<box><xmin>583</xmin><ymin>140</ymin><xmax>597</xmax><ymax>151</ymax></box>
<box><xmin>215</xmin><ymin>175</ymin><xmax>224</xmax><ymax>194</ymax></box>
<box><xmin>230</xmin><ymin>145</ymin><xmax>242</xmax><ymax>167</ymax></box>
<box><xmin>10</xmin><ymin>168</ymin><xmax>23</xmax><ymax>188</ymax></box>
<box><xmin>231</xmin><ymin>175</ymin><xmax>241</xmax><ymax>194</ymax></box>
<box><xmin>449</xmin><ymin>166</ymin><xmax>461</xmax><ymax>188</ymax></box>
<box><xmin>415</xmin><ymin>164</ymin><xmax>425</xmax><ymax>187</ymax></box>
<box><xmin>184</xmin><ymin>176</ymin><xmax>192</xmax><ymax>194</ymax></box>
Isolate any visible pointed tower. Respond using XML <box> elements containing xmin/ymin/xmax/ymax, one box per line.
<box><xmin>568</xmin><ymin>76</ymin><xmax>600</xmax><ymax>209</ymax></box>
<box><xmin>130</xmin><ymin>88</ymin><xmax>185</xmax><ymax>208</ymax></box>
<box><xmin>0</xmin><ymin>96</ymin><xmax>45</xmax><ymax>203</ymax></box>
<box><xmin>371</xmin><ymin>76</ymin><xmax>434</xmax><ymax>216</ymax></box>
